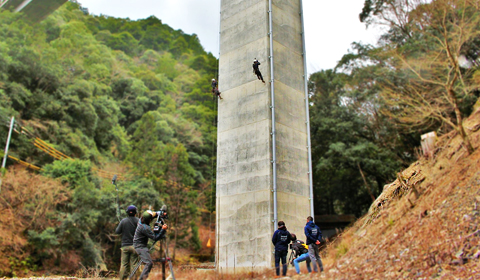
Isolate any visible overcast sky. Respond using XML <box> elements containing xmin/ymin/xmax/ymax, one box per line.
<box><xmin>77</xmin><ymin>0</ymin><xmax>382</xmax><ymax>75</ymax></box>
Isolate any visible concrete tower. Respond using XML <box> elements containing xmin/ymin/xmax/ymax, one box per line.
<box><xmin>216</xmin><ymin>0</ymin><xmax>313</xmax><ymax>271</ymax></box>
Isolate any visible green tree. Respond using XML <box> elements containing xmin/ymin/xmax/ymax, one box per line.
<box><xmin>170</xmin><ymin>36</ymin><xmax>188</xmax><ymax>57</ymax></box>
<box><xmin>41</xmin><ymin>159</ymin><xmax>111</xmax><ymax>271</ymax></box>
<box><xmin>0</xmin><ymin>3</ymin><xmax>220</xmax><ymax>273</ymax></box>
<box><xmin>309</xmin><ymin>70</ymin><xmax>401</xmax><ymax>216</ymax></box>
<box><xmin>126</xmin><ymin>112</ymin><xmax>165</xmax><ymax>178</ymax></box>
<box><xmin>106</xmin><ymin>31</ymin><xmax>138</xmax><ymax>55</ymax></box>
<box><xmin>162</xmin><ymin>144</ymin><xmax>201</xmax><ymax>257</ymax></box>
<box><xmin>140</xmin><ymin>22</ymin><xmax>171</xmax><ymax>51</ymax></box>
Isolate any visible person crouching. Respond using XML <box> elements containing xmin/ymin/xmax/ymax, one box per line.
<box><xmin>290</xmin><ymin>233</ymin><xmax>312</xmax><ymax>275</ymax></box>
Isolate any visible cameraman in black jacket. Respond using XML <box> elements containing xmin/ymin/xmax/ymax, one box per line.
<box><xmin>133</xmin><ymin>210</ymin><xmax>168</xmax><ymax>280</ymax></box>
<box><xmin>290</xmin><ymin>233</ymin><xmax>312</xmax><ymax>275</ymax></box>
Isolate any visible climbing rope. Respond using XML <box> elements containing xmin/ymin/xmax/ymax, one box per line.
<box><xmin>207</xmin><ymin>92</ymin><xmax>217</xmax><ymax>248</ymax></box>
<box><xmin>206</xmin><ymin>9</ymin><xmax>222</xmax><ymax>249</ymax></box>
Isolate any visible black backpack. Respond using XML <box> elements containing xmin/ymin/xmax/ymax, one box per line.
<box><xmin>292</xmin><ymin>240</ymin><xmax>308</xmax><ymax>256</ymax></box>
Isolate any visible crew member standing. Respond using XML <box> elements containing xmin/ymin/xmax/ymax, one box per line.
<box><xmin>304</xmin><ymin>216</ymin><xmax>324</xmax><ymax>273</ymax></box>
<box><xmin>272</xmin><ymin>221</ymin><xmax>292</xmax><ymax>278</ymax></box>
<box><xmin>115</xmin><ymin>205</ymin><xmax>140</xmax><ymax>280</ymax></box>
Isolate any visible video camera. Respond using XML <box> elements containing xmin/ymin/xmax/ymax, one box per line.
<box><xmin>153</xmin><ymin>205</ymin><xmax>168</xmax><ymax>233</ymax></box>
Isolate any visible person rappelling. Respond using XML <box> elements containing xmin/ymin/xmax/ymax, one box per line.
<box><xmin>214</xmin><ymin>88</ymin><xmax>223</xmax><ymax>100</ymax></box>
<box><xmin>253</xmin><ymin>58</ymin><xmax>265</xmax><ymax>83</ymax></box>
<box><xmin>211</xmin><ymin>78</ymin><xmax>218</xmax><ymax>93</ymax></box>
<box><xmin>211</xmin><ymin>78</ymin><xmax>222</xmax><ymax>100</ymax></box>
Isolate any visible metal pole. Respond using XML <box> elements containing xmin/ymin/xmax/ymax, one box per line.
<box><xmin>2</xmin><ymin>117</ymin><xmax>14</xmax><ymax>169</ymax></box>
<box><xmin>268</xmin><ymin>0</ymin><xmax>278</xmax><ymax>229</ymax></box>
<box><xmin>14</xmin><ymin>0</ymin><xmax>33</xmax><ymax>12</ymax></box>
<box><xmin>1</xmin><ymin>116</ymin><xmax>15</xmax><ymax>193</ymax></box>
<box><xmin>299</xmin><ymin>0</ymin><xmax>315</xmax><ymax>219</ymax></box>
<box><xmin>162</xmin><ymin>259</ymin><xmax>166</xmax><ymax>280</ymax></box>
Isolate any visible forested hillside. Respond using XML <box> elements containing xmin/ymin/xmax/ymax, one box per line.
<box><xmin>308</xmin><ymin>0</ymin><xmax>480</xmax><ymax>218</ymax></box>
<box><xmin>309</xmin><ymin>0</ymin><xmax>480</xmax><ymax>278</ymax></box>
<box><xmin>1</xmin><ymin>0</ymin><xmax>479</xmax><ymax>278</ymax></box>
<box><xmin>0</xmin><ymin>1</ymin><xmax>217</xmax><ymax>276</ymax></box>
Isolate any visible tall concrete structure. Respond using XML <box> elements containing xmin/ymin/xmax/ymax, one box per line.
<box><xmin>216</xmin><ymin>0</ymin><xmax>314</xmax><ymax>271</ymax></box>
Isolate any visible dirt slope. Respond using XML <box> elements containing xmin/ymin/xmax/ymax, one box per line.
<box><xmin>320</xmin><ymin>111</ymin><xmax>480</xmax><ymax>279</ymax></box>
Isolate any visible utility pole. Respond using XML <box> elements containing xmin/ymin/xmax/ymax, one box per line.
<box><xmin>1</xmin><ymin>116</ymin><xmax>15</xmax><ymax>193</ymax></box>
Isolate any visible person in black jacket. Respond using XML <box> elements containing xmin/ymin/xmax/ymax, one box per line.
<box><xmin>272</xmin><ymin>221</ymin><xmax>292</xmax><ymax>277</ymax></box>
<box><xmin>115</xmin><ymin>205</ymin><xmax>140</xmax><ymax>280</ymax></box>
<box><xmin>214</xmin><ymin>88</ymin><xmax>223</xmax><ymax>100</ymax></box>
<box><xmin>304</xmin><ymin>216</ymin><xmax>324</xmax><ymax>273</ymax></box>
<box><xmin>211</xmin><ymin>79</ymin><xmax>218</xmax><ymax>92</ymax></box>
<box><xmin>253</xmin><ymin>59</ymin><xmax>265</xmax><ymax>83</ymax></box>
<box><xmin>289</xmin><ymin>233</ymin><xmax>312</xmax><ymax>275</ymax></box>
<box><xmin>133</xmin><ymin>210</ymin><xmax>168</xmax><ymax>280</ymax></box>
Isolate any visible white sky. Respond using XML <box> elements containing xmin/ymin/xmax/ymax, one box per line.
<box><xmin>77</xmin><ymin>0</ymin><xmax>382</xmax><ymax>75</ymax></box>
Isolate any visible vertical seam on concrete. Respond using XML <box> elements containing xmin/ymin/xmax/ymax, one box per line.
<box><xmin>268</xmin><ymin>0</ymin><xmax>278</xmax><ymax>233</ymax></box>
<box><xmin>215</xmin><ymin>1</ymin><xmax>221</xmax><ymax>270</ymax></box>
<box><xmin>215</xmin><ymin>195</ymin><xmax>220</xmax><ymax>268</ymax></box>
<box><xmin>299</xmin><ymin>0</ymin><xmax>315</xmax><ymax>219</ymax></box>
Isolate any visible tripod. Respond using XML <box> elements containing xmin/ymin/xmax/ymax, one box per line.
<box><xmin>128</xmin><ymin>238</ymin><xmax>175</xmax><ymax>280</ymax></box>
<box><xmin>288</xmin><ymin>250</ymin><xmax>295</xmax><ymax>266</ymax></box>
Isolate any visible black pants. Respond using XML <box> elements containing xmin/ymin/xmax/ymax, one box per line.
<box><xmin>255</xmin><ymin>70</ymin><xmax>264</xmax><ymax>82</ymax></box>
<box><xmin>275</xmin><ymin>250</ymin><xmax>288</xmax><ymax>276</ymax></box>
<box><xmin>308</xmin><ymin>243</ymin><xmax>324</xmax><ymax>272</ymax></box>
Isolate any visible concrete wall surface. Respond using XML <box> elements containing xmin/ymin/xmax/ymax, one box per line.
<box><xmin>217</xmin><ymin>0</ymin><xmax>312</xmax><ymax>271</ymax></box>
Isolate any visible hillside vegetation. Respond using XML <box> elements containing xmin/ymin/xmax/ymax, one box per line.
<box><xmin>313</xmin><ymin>0</ymin><xmax>480</xmax><ymax>278</ymax></box>
<box><xmin>0</xmin><ymin>1</ymin><xmax>217</xmax><ymax>277</ymax></box>
<box><xmin>308</xmin><ymin>0</ymin><xmax>480</xmax><ymax>218</ymax></box>
<box><xmin>320</xmin><ymin>109</ymin><xmax>480</xmax><ymax>279</ymax></box>
<box><xmin>1</xmin><ymin>0</ymin><xmax>480</xmax><ymax>278</ymax></box>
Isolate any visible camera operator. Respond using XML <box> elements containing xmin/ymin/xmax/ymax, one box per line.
<box><xmin>115</xmin><ymin>205</ymin><xmax>140</xmax><ymax>280</ymax></box>
<box><xmin>133</xmin><ymin>210</ymin><xmax>168</xmax><ymax>280</ymax></box>
<box><xmin>289</xmin><ymin>233</ymin><xmax>311</xmax><ymax>275</ymax></box>
<box><xmin>304</xmin><ymin>216</ymin><xmax>324</xmax><ymax>273</ymax></box>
